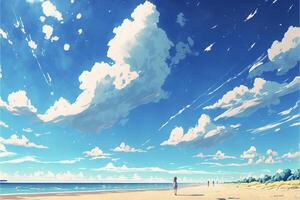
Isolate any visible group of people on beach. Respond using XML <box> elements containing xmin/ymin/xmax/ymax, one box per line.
<box><xmin>173</xmin><ymin>177</ymin><xmax>217</xmax><ymax>196</ymax></box>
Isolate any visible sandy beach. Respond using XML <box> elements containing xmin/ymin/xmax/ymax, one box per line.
<box><xmin>1</xmin><ymin>183</ymin><xmax>299</xmax><ymax>200</ymax></box>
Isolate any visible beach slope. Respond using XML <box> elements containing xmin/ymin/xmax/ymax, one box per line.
<box><xmin>1</xmin><ymin>183</ymin><xmax>299</xmax><ymax>200</ymax></box>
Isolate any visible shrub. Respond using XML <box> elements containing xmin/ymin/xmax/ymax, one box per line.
<box><xmin>239</xmin><ymin>168</ymin><xmax>299</xmax><ymax>183</ymax></box>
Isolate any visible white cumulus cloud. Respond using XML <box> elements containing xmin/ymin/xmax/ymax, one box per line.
<box><xmin>0</xmin><ymin>28</ymin><xmax>13</xmax><ymax>45</ymax></box>
<box><xmin>240</xmin><ymin>146</ymin><xmax>257</xmax><ymax>164</ymax></box>
<box><xmin>0</xmin><ymin>90</ymin><xmax>37</xmax><ymax>115</ymax></box>
<box><xmin>28</xmin><ymin>39</ymin><xmax>37</xmax><ymax>49</ymax></box>
<box><xmin>39</xmin><ymin>16</ymin><xmax>46</xmax><ymax>22</ymax></box>
<box><xmin>113</xmin><ymin>142</ymin><xmax>144</xmax><ymax>153</ymax></box>
<box><xmin>249</xmin><ymin>26</ymin><xmax>300</xmax><ymax>77</ymax></box>
<box><xmin>63</xmin><ymin>43</ymin><xmax>70</xmax><ymax>51</ymax></box>
<box><xmin>41</xmin><ymin>0</ymin><xmax>63</xmax><ymax>21</ymax></box>
<box><xmin>42</xmin><ymin>24</ymin><xmax>53</xmax><ymax>40</ymax></box>
<box><xmin>202</xmin><ymin>147</ymin><xmax>281</xmax><ymax>167</ymax></box>
<box><xmin>213</xmin><ymin>150</ymin><xmax>235</xmax><ymax>160</ymax></box>
<box><xmin>51</xmin><ymin>36</ymin><xmax>59</xmax><ymax>42</ymax></box>
<box><xmin>77</xmin><ymin>28</ymin><xmax>83</xmax><ymax>35</ymax></box>
<box><xmin>256</xmin><ymin>149</ymin><xmax>279</xmax><ymax>164</ymax></box>
<box><xmin>1</xmin><ymin>1</ymin><xmax>173</xmax><ymax>133</ymax></box>
<box><xmin>204</xmin><ymin>76</ymin><xmax>300</xmax><ymax>120</ymax></box>
<box><xmin>161</xmin><ymin>114</ymin><xmax>240</xmax><ymax>147</ymax></box>
<box><xmin>0</xmin><ymin>134</ymin><xmax>47</xmax><ymax>149</ymax></box>
<box><xmin>83</xmin><ymin>147</ymin><xmax>110</xmax><ymax>159</ymax></box>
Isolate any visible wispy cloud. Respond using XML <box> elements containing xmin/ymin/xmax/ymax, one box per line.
<box><xmin>0</xmin><ymin>28</ymin><xmax>13</xmax><ymax>45</ymax></box>
<box><xmin>201</xmin><ymin>161</ymin><xmax>248</xmax><ymax>167</ymax></box>
<box><xmin>11</xmin><ymin>13</ymin><xmax>52</xmax><ymax>86</ymax></box>
<box><xmin>0</xmin><ymin>120</ymin><xmax>9</xmax><ymax>128</ymax></box>
<box><xmin>0</xmin><ymin>143</ymin><xmax>16</xmax><ymax>158</ymax></box>
<box><xmin>204</xmin><ymin>76</ymin><xmax>300</xmax><ymax>121</ymax></box>
<box><xmin>48</xmin><ymin>158</ymin><xmax>84</xmax><ymax>164</ymax></box>
<box><xmin>176</xmin><ymin>12</ymin><xmax>186</xmax><ymax>27</ymax></box>
<box><xmin>22</xmin><ymin>128</ymin><xmax>33</xmax><ymax>132</ymax></box>
<box><xmin>281</xmin><ymin>151</ymin><xmax>300</xmax><ymax>159</ymax></box>
<box><xmin>93</xmin><ymin>162</ymin><xmax>215</xmax><ymax>175</ymax></box>
<box><xmin>204</xmin><ymin>42</ymin><xmax>215</xmax><ymax>52</ymax></box>
<box><xmin>0</xmin><ymin>134</ymin><xmax>48</xmax><ymax>149</ymax></box>
<box><xmin>158</xmin><ymin>57</ymin><xmax>252</xmax><ymax>130</ymax></box>
<box><xmin>290</xmin><ymin>122</ymin><xmax>300</xmax><ymax>127</ymax></box>
<box><xmin>194</xmin><ymin>150</ymin><xmax>236</xmax><ymax>160</ymax></box>
<box><xmin>141</xmin><ymin>139</ymin><xmax>151</xmax><ymax>147</ymax></box>
<box><xmin>159</xmin><ymin>104</ymin><xmax>190</xmax><ymax>131</ymax></box>
<box><xmin>248</xmin><ymin>42</ymin><xmax>256</xmax><ymax>51</ymax></box>
<box><xmin>244</xmin><ymin>8</ymin><xmax>258</xmax><ymax>22</ymax></box>
<box><xmin>170</xmin><ymin>37</ymin><xmax>194</xmax><ymax>65</ymax></box>
<box><xmin>113</xmin><ymin>143</ymin><xmax>145</xmax><ymax>153</ymax></box>
<box><xmin>0</xmin><ymin>156</ymin><xmax>84</xmax><ymax>164</ymax></box>
<box><xmin>279</xmin><ymin>100</ymin><xmax>300</xmax><ymax>116</ymax></box>
<box><xmin>250</xmin><ymin>113</ymin><xmax>300</xmax><ymax>133</ymax></box>
<box><xmin>0</xmin><ymin>156</ymin><xmax>38</xmax><ymax>164</ymax></box>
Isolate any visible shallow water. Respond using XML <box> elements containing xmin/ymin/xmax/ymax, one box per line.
<box><xmin>0</xmin><ymin>183</ymin><xmax>193</xmax><ymax>195</ymax></box>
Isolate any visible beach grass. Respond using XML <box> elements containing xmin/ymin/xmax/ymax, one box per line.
<box><xmin>241</xmin><ymin>180</ymin><xmax>300</xmax><ymax>189</ymax></box>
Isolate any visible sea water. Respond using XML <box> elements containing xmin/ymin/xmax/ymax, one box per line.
<box><xmin>0</xmin><ymin>183</ymin><xmax>193</xmax><ymax>195</ymax></box>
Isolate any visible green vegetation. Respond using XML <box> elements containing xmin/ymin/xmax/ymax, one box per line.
<box><xmin>240</xmin><ymin>169</ymin><xmax>300</xmax><ymax>183</ymax></box>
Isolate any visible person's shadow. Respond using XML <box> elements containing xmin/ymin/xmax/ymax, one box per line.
<box><xmin>177</xmin><ymin>194</ymin><xmax>204</xmax><ymax>196</ymax></box>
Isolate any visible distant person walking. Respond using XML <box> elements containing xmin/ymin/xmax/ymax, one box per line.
<box><xmin>173</xmin><ymin>177</ymin><xmax>178</xmax><ymax>196</ymax></box>
<box><xmin>213</xmin><ymin>181</ymin><xmax>215</xmax><ymax>186</ymax></box>
<box><xmin>207</xmin><ymin>180</ymin><xmax>210</xmax><ymax>187</ymax></box>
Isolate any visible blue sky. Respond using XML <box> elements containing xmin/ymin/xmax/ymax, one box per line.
<box><xmin>0</xmin><ymin>0</ymin><xmax>299</xmax><ymax>183</ymax></box>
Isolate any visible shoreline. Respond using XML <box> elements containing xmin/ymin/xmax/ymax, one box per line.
<box><xmin>1</xmin><ymin>183</ymin><xmax>299</xmax><ymax>200</ymax></box>
<box><xmin>0</xmin><ymin>187</ymin><xmax>171</xmax><ymax>197</ymax></box>
<box><xmin>0</xmin><ymin>183</ymin><xmax>201</xmax><ymax>196</ymax></box>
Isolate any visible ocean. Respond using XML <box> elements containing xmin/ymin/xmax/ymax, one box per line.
<box><xmin>0</xmin><ymin>183</ymin><xmax>193</xmax><ymax>195</ymax></box>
